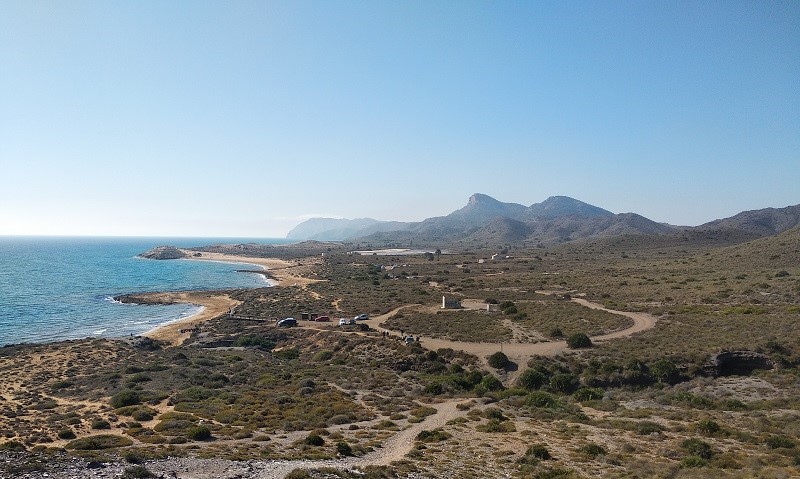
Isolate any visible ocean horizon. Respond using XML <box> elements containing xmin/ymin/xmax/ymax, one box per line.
<box><xmin>0</xmin><ymin>236</ymin><xmax>287</xmax><ymax>346</ymax></box>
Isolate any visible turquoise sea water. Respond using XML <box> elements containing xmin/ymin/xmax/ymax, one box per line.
<box><xmin>0</xmin><ymin>237</ymin><xmax>285</xmax><ymax>346</ymax></box>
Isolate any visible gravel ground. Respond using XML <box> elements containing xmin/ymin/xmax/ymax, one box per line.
<box><xmin>1</xmin><ymin>453</ymin><xmax>365</xmax><ymax>479</ymax></box>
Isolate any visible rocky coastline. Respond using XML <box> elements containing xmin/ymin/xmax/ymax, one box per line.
<box><xmin>137</xmin><ymin>246</ymin><xmax>189</xmax><ymax>260</ymax></box>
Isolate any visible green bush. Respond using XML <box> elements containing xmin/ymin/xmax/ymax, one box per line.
<box><xmin>312</xmin><ymin>350</ymin><xmax>333</xmax><ymax>361</ymax></box>
<box><xmin>682</xmin><ymin>438</ymin><xmax>713</xmax><ymax>459</ymax></box>
<box><xmin>132</xmin><ymin>409</ymin><xmax>155</xmax><ymax>422</ymax></box>
<box><xmin>637</xmin><ymin>421</ymin><xmax>666</xmax><ymax>435</ymax></box>
<box><xmin>488</xmin><ymin>351</ymin><xmax>510</xmax><ymax>369</ymax></box>
<box><xmin>336</xmin><ymin>441</ymin><xmax>353</xmax><ymax>456</ymax></box>
<box><xmin>121</xmin><ymin>465</ymin><xmax>156</xmax><ymax>479</ymax></box>
<box><xmin>681</xmin><ymin>456</ymin><xmax>707</xmax><ymax>468</ymax></box>
<box><xmin>186</xmin><ymin>425</ymin><xmax>212</xmax><ymax>441</ymax></box>
<box><xmin>91</xmin><ymin>419</ymin><xmax>111</xmax><ymax>430</ymax></box>
<box><xmin>424</xmin><ymin>382</ymin><xmax>443</xmax><ymax>395</ymax></box>
<box><xmin>416</xmin><ymin>429</ymin><xmax>452</xmax><ymax>443</ymax></box>
<box><xmin>566</xmin><ymin>333</ymin><xmax>592</xmax><ymax>349</ymax></box>
<box><xmin>573</xmin><ymin>387</ymin><xmax>604</xmax><ymax>402</ymax></box>
<box><xmin>304</xmin><ymin>434</ymin><xmax>324</xmax><ymax>446</ymax></box>
<box><xmin>57</xmin><ymin>429</ymin><xmax>76</xmax><ymax>440</ymax></box>
<box><xmin>110</xmin><ymin>390</ymin><xmax>141</xmax><ymax>408</ymax></box>
<box><xmin>0</xmin><ymin>441</ymin><xmax>26</xmax><ymax>451</ymax></box>
<box><xmin>123</xmin><ymin>451</ymin><xmax>143</xmax><ymax>464</ymax></box>
<box><xmin>66</xmin><ymin>434</ymin><xmax>133</xmax><ymax>450</ymax></box>
<box><xmin>548</xmin><ymin>373</ymin><xmax>577</xmax><ymax>394</ymax></box>
<box><xmin>650</xmin><ymin>359</ymin><xmax>678</xmax><ymax>384</ymax></box>
<box><xmin>766</xmin><ymin>435</ymin><xmax>796</xmax><ymax>449</ymax></box>
<box><xmin>477</xmin><ymin>418</ymin><xmax>516</xmax><ymax>433</ymax></box>
<box><xmin>518</xmin><ymin>369</ymin><xmax>547</xmax><ymax>390</ymax></box>
<box><xmin>480</xmin><ymin>374</ymin><xmax>504</xmax><ymax>391</ymax></box>
<box><xmin>580</xmin><ymin>443</ymin><xmax>606</xmax><ymax>456</ymax></box>
<box><xmin>695</xmin><ymin>419</ymin><xmax>721</xmax><ymax>435</ymax></box>
<box><xmin>233</xmin><ymin>335</ymin><xmax>275</xmax><ymax>350</ymax></box>
<box><xmin>526</xmin><ymin>391</ymin><xmax>559</xmax><ymax>408</ymax></box>
<box><xmin>525</xmin><ymin>444</ymin><xmax>551</xmax><ymax>460</ymax></box>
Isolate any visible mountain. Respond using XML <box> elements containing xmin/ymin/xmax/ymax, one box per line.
<box><xmin>285</xmin><ymin>193</ymin><xmax>800</xmax><ymax>247</ymax></box>
<box><xmin>466</xmin><ymin>217</ymin><xmax>533</xmax><ymax>243</ymax></box>
<box><xmin>522</xmin><ymin>196</ymin><xmax>614</xmax><ymax>220</ymax></box>
<box><xmin>697</xmin><ymin>204</ymin><xmax>800</xmax><ymax>237</ymax></box>
<box><xmin>408</xmin><ymin>194</ymin><xmax>527</xmax><ymax>237</ymax></box>
<box><xmin>285</xmin><ymin>218</ymin><xmax>411</xmax><ymax>241</ymax></box>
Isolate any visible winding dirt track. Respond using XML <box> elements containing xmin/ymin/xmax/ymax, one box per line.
<box><xmin>362</xmin><ymin>296</ymin><xmax>658</xmax><ymax>381</ymax></box>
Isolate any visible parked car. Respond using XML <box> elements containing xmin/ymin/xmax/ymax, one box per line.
<box><xmin>277</xmin><ymin>318</ymin><xmax>297</xmax><ymax>327</ymax></box>
<box><xmin>315</xmin><ymin>315</ymin><xmax>331</xmax><ymax>322</ymax></box>
<box><xmin>338</xmin><ymin>318</ymin><xmax>349</xmax><ymax>326</ymax></box>
<box><xmin>354</xmin><ymin>313</ymin><xmax>369</xmax><ymax>321</ymax></box>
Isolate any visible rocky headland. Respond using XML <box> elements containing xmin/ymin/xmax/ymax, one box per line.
<box><xmin>137</xmin><ymin>246</ymin><xmax>188</xmax><ymax>260</ymax></box>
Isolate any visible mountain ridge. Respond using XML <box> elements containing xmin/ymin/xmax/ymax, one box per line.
<box><xmin>285</xmin><ymin>194</ymin><xmax>800</xmax><ymax>246</ymax></box>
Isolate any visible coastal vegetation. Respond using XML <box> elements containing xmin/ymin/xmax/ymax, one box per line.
<box><xmin>1</xmin><ymin>231</ymin><xmax>799</xmax><ymax>477</ymax></box>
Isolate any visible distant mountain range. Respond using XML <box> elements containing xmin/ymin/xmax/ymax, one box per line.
<box><xmin>285</xmin><ymin>193</ymin><xmax>800</xmax><ymax>246</ymax></box>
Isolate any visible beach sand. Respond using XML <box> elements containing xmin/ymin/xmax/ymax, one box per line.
<box><xmin>143</xmin><ymin>292</ymin><xmax>240</xmax><ymax>346</ymax></box>
<box><xmin>142</xmin><ymin>252</ymin><xmax>321</xmax><ymax>346</ymax></box>
<box><xmin>180</xmin><ymin>250</ymin><xmax>322</xmax><ymax>287</ymax></box>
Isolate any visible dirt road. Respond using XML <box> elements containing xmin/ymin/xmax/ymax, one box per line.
<box><xmin>362</xmin><ymin>297</ymin><xmax>658</xmax><ymax>381</ymax></box>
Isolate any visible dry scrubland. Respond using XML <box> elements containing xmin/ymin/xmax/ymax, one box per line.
<box><xmin>1</xmin><ymin>230</ymin><xmax>799</xmax><ymax>478</ymax></box>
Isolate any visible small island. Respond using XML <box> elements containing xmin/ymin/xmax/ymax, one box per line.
<box><xmin>137</xmin><ymin>246</ymin><xmax>188</xmax><ymax>260</ymax></box>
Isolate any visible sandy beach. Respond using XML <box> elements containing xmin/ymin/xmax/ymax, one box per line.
<box><xmin>142</xmin><ymin>292</ymin><xmax>241</xmax><ymax>346</ymax></box>
<box><xmin>140</xmin><ymin>252</ymin><xmax>321</xmax><ymax>346</ymax></box>
<box><xmin>179</xmin><ymin>250</ymin><xmax>321</xmax><ymax>288</ymax></box>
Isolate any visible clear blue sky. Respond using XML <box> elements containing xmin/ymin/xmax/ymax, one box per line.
<box><xmin>1</xmin><ymin>1</ymin><xmax>798</xmax><ymax>237</ymax></box>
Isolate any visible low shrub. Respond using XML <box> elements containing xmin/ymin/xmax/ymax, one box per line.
<box><xmin>477</xmin><ymin>419</ymin><xmax>516</xmax><ymax>433</ymax></box>
<box><xmin>488</xmin><ymin>351</ymin><xmax>510</xmax><ymax>369</ymax></box>
<box><xmin>580</xmin><ymin>443</ymin><xmax>606</xmax><ymax>456</ymax></box>
<box><xmin>682</xmin><ymin>438</ymin><xmax>713</xmax><ymax>459</ymax></box>
<box><xmin>695</xmin><ymin>419</ymin><xmax>721</xmax><ymax>435</ymax></box>
<box><xmin>121</xmin><ymin>465</ymin><xmax>156</xmax><ymax>478</ymax></box>
<box><xmin>416</xmin><ymin>429</ymin><xmax>452</xmax><ymax>443</ymax></box>
<box><xmin>304</xmin><ymin>434</ymin><xmax>324</xmax><ymax>446</ymax></box>
<box><xmin>573</xmin><ymin>387</ymin><xmax>604</xmax><ymax>402</ymax></box>
<box><xmin>526</xmin><ymin>391</ymin><xmax>559</xmax><ymax>409</ymax></box>
<box><xmin>525</xmin><ymin>444</ymin><xmax>551</xmax><ymax>460</ymax></box>
<box><xmin>186</xmin><ymin>425</ymin><xmax>212</xmax><ymax>441</ymax></box>
<box><xmin>57</xmin><ymin>429</ymin><xmax>76</xmax><ymax>440</ymax></box>
<box><xmin>566</xmin><ymin>333</ymin><xmax>591</xmax><ymax>349</ymax></box>
<box><xmin>110</xmin><ymin>390</ymin><xmax>141</xmax><ymax>408</ymax></box>
<box><xmin>518</xmin><ymin>369</ymin><xmax>547</xmax><ymax>390</ymax></box>
<box><xmin>336</xmin><ymin>441</ymin><xmax>353</xmax><ymax>456</ymax></box>
<box><xmin>66</xmin><ymin>435</ymin><xmax>133</xmax><ymax>450</ymax></box>
<box><xmin>91</xmin><ymin>419</ymin><xmax>111</xmax><ymax>430</ymax></box>
<box><xmin>0</xmin><ymin>441</ymin><xmax>26</xmax><ymax>451</ymax></box>
<box><xmin>681</xmin><ymin>456</ymin><xmax>707</xmax><ymax>468</ymax></box>
<box><xmin>766</xmin><ymin>435</ymin><xmax>796</xmax><ymax>449</ymax></box>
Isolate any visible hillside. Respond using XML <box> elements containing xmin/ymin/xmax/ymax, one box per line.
<box><xmin>285</xmin><ymin>193</ymin><xmax>800</xmax><ymax>248</ymax></box>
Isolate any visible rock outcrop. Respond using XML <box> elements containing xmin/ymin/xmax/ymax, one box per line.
<box><xmin>138</xmin><ymin>246</ymin><xmax>187</xmax><ymax>260</ymax></box>
<box><xmin>701</xmin><ymin>350</ymin><xmax>774</xmax><ymax>377</ymax></box>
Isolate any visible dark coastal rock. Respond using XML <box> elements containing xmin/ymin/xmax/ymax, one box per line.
<box><xmin>701</xmin><ymin>350</ymin><xmax>774</xmax><ymax>377</ymax></box>
<box><xmin>138</xmin><ymin>245</ymin><xmax>187</xmax><ymax>260</ymax></box>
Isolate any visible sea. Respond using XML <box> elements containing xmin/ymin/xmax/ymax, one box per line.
<box><xmin>0</xmin><ymin>236</ymin><xmax>287</xmax><ymax>347</ymax></box>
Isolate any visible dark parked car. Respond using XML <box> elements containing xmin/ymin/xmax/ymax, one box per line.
<box><xmin>277</xmin><ymin>318</ymin><xmax>297</xmax><ymax>327</ymax></box>
<box><xmin>315</xmin><ymin>315</ymin><xmax>331</xmax><ymax>322</ymax></box>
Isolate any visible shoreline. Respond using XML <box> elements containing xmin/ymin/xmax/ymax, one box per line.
<box><xmin>124</xmin><ymin>291</ymin><xmax>241</xmax><ymax>346</ymax></box>
<box><xmin>127</xmin><ymin>252</ymin><xmax>317</xmax><ymax>346</ymax></box>
<box><xmin>179</xmin><ymin>250</ymin><xmax>321</xmax><ymax>287</ymax></box>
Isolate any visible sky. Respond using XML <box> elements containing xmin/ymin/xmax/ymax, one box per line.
<box><xmin>1</xmin><ymin>1</ymin><xmax>798</xmax><ymax>238</ymax></box>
